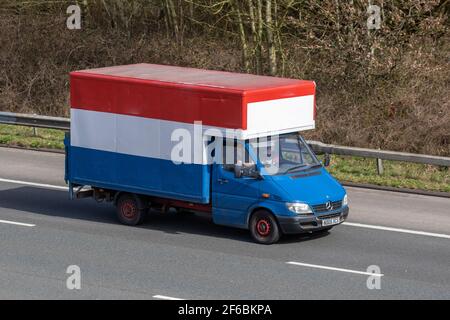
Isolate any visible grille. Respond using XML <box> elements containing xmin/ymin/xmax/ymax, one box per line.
<box><xmin>312</xmin><ymin>200</ymin><xmax>342</xmax><ymax>213</ymax></box>
<box><xmin>317</xmin><ymin>212</ymin><xmax>341</xmax><ymax>220</ymax></box>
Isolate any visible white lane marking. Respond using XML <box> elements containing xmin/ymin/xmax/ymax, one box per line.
<box><xmin>0</xmin><ymin>178</ymin><xmax>68</xmax><ymax>190</ymax></box>
<box><xmin>153</xmin><ymin>295</ymin><xmax>184</xmax><ymax>300</ymax></box>
<box><xmin>0</xmin><ymin>219</ymin><xmax>35</xmax><ymax>227</ymax></box>
<box><xmin>286</xmin><ymin>261</ymin><xmax>384</xmax><ymax>277</ymax></box>
<box><xmin>343</xmin><ymin>222</ymin><xmax>450</xmax><ymax>240</ymax></box>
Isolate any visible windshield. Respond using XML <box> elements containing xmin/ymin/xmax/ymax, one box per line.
<box><xmin>251</xmin><ymin>133</ymin><xmax>320</xmax><ymax>175</ymax></box>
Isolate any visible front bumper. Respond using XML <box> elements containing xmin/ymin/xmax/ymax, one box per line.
<box><xmin>278</xmin><ymin>207</ymin><xmax>349</xmax><ymax>234</ymax></box>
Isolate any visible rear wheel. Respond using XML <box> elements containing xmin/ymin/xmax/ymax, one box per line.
<box><xmin>249</xmin><ymin>210</ymin><xmax>280</xmax><ymax>244</ymax></box>
<box><xmin>116</xmin><ymin>194</ymin><xmax>146</xmax><ymax>226</ymax></box>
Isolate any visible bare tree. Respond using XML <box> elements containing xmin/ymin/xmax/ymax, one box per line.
<box><xmin>266</xmin><ymin>0</ymin><xmax>277</xmax><ymax>75</ymax></box>
<box><xmin>232</xmin><ymin>0</ymin><xmax>250</xmax><ymax>72</ymax></box>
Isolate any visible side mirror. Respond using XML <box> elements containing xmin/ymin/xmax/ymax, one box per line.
<box><xmin>234</xmin><ymin>164</ymin><xmax>243</xmax><ymax>178</ymax></box>
<box><xmin>323</xmin><ymin>153</ymin><xmax>331</xmax><ymax>167</ymax></box>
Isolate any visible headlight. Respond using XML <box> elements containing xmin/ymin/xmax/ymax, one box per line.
<box><xmin>343</xmin><ymin>194</ymin><xmax>348</xmax><ymax>206</ymax></box>
<box><xmin>286</xmin><ymin>202</ymin><xmax>313</xmax><ymax>215</ymax></box>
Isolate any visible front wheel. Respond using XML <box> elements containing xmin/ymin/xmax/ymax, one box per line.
<box><xmin>249</xmin><ymin>210</ymin><xmax>280</xmax><ymax>244</ymax></box>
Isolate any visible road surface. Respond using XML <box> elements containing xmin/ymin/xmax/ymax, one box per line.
<box><xmin>0</xmin><ymin>147</ymin><xmax>449</xmax><ymax>299</ymax></box>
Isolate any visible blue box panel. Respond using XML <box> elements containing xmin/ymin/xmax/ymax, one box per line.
<box><xmin>66</xmin><ymin>146</ymin><xmax>210</xmax><ymax>203</ymax></box>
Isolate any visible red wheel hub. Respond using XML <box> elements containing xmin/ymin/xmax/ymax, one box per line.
<box><xmin>121</xmin><ymin>200</ymin><xmax>137</xmax><ymax>219</ymax></box>
<box><xmin>256</xmin><ymin>219</ymin><xmax>271</xmax><ymax>237</ymax></box>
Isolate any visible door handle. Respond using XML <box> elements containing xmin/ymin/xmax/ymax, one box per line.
<box><xmin>218</xmin><ymin>178</ymin><xmax>229</xmax><ymax>184</ymax></box>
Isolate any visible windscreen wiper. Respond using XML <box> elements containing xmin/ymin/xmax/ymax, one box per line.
<box><xmin>285</xmin><ymin>163</ymin><xmax>322</xmax><ymax>174</ymax></box>
<box><xmin>284</xmin><ymin>164</ymin><xmax>308</xmax><ymax>174</ymax></box>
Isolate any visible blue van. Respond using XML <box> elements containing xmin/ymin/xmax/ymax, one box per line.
<box><xmin>66</xmin><ymin>64</ymin><xmax>349</xmax><ymax>244</ymax></box>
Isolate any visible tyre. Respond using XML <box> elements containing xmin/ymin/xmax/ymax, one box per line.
<box><xmin>116</xmin><ymin>193</ymin><xmax>146</xmax><ymax>226</ymax></box>
<box><xmin>249</xmin><ymin>210</ymin><xmax>280</xmax><ymax>244</ymax></box>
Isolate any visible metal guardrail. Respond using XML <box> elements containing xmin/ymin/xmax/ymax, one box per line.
<box><xmin>307</xmin><ymin>140</ymin><xmax>450</xmax><ymax>167</ymax></box>
<box><xmin>0</xmin><ymin>112</ymin><xmax>70</xmax><ymax>130</ymax></box>
<box><xmin>1</xmin><ymin>111</ymin><xmax>449</xmax><ymax>167</ymax></box>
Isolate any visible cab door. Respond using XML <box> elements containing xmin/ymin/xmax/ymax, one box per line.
<box><xmin>211</xmin><ymin>140</ymin><xmax>260</xmax><ymax>228</ymax></box>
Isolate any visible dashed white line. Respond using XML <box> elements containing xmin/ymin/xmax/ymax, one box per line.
<box><xmin>0</xmin><ymin>219</ymin><xmax>35</xmax><ymax>227</ymax></box>
<box><xmin>153</xmin><ymin>295</ymin><xmax>184</xmax><ymax>300</ymax></box>
<box><xmin>286</xmin><ymin>261</ymin><xmax>384</xmax><ymax>277</ymax></box>
<box><xmin>343</xmin><ymin>222</ymin><xmax>450</xmax><ymax>240</ymax></box>
<box><xmin>0</xmin><ymin>178</ymin><xmax>68</xmax><ymax>191</ymax></box>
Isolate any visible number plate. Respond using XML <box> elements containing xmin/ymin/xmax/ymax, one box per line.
<box><xmin>322</xmin><ymin>217</ymin><xmax>341</xmax><ymax>226</ymax></box>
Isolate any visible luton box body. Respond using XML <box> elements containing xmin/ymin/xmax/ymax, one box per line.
<box><xmin>66</xmin><ymin>63</ymin><xmax>316</xmax><ymax>203</ymax></box>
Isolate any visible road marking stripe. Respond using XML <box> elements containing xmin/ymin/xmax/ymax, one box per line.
<box><xmin>153</xmin><ymin>295</ymin><xmax>184</xmax><ymax>300</ymax></box>
<box><xmin>0</xmin><ymin>219</ymin><xmax>35</xmax><ymax>227</ymax></box>
<box><xmin>0</xmin><ymin>178</ymin><xmax>68</xmax><ymax>191</ymax></box>
<box><xmin>286</xmin><ymin>261</ymin><xmax>384</xmax><ymax>277</ymax></box>
<box><xmin>343</xmin><ymin>222</ymin><xmax>450</xmax><ymax>240</ymax></box>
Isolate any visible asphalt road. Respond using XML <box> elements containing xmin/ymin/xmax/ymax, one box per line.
<box><xmin>0</xmin><ymin>147</ymin><xmax>449</xmax><ymax>299</ymax></box>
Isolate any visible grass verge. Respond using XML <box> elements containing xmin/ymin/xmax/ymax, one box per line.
<box><xmin>0</xmin><ymin>124</ymin><xmax>65</xmax><ymax>150</ymax></box>
<box><xmin>323</xmin><ymin>155</ymin><xmax>449</xmax><ymax>193</ymax></box>
<box><xmin>1</xmin><ymin>124</ymin><xmax>449</xmax><ymax>193</ymax></box>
